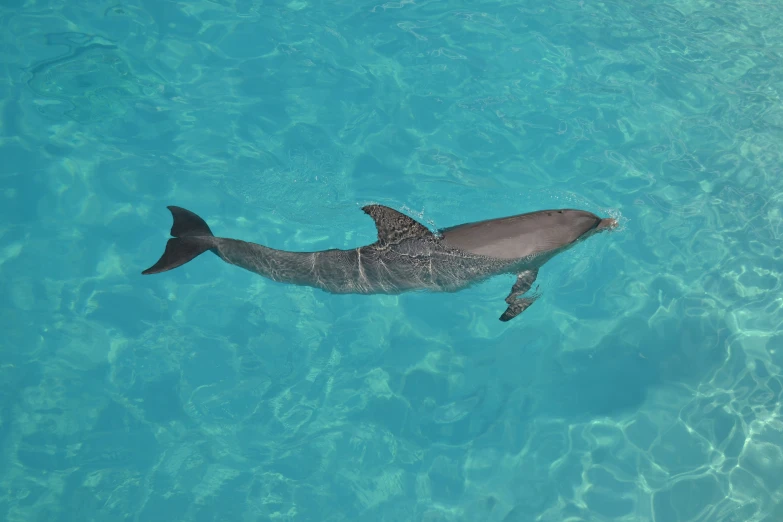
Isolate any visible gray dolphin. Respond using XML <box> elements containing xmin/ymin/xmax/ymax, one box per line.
<box><xmin>142</xmin><ymin>204</ymin><xmax>617</xmax><ymax>321</ymax></box>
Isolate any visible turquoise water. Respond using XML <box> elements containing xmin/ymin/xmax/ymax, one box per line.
<box><xmin>2</xmin><ymin>0</ymin><xmax>782</xmax><ymax>520</ymax></box>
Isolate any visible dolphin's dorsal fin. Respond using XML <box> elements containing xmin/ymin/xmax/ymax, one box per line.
<box><xmin>362</xmin><ymin>204</ymin><xmax>435</xmax><ymax>245</ymax></box>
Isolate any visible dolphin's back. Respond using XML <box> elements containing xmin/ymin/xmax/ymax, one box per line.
<box><xmin>439</xmin><ymin>209</ymin><xmax>601</xmax><ymax>260</ymax></box>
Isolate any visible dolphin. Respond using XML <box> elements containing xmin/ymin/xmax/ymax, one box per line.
<box><xmin>142</xmin><ymin>204</ymin><xmax>617</xmax><ymax>321</ymax></box>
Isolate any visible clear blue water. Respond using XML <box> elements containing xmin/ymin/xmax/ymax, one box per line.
<box><xmin>1</xmin><ymin>0</ymin><xmax>782</xmax><ymax>520</ymax></box>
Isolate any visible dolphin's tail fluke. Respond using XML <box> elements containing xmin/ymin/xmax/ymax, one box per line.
<box><xmin>142</xmin><ymin>206</ymin><xmax>217</xmax><ymax>275</ymax></box>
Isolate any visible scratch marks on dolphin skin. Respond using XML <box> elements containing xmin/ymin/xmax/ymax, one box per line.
<box><xmin>356</xmin><ymin>248</ymin><xmax>368</xmax><ymax>290</ymax></box>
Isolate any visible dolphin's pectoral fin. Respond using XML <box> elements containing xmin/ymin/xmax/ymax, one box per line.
<box><xmin>499</xmin><ymin>269</ymin><xmax>540</xmax><ymax>322</ymax></box>
<box><xmin>506</xmin><ymin>269</ymin><xmax>538</xmax><ymax>299</ymax></box>
<box><xmin>361</xmin><ymin>204</ymin><xmax>435</xmax><ymax>245</ymax></box>
<box><xmin>500</xmin><ymin>295</ymin><xmax>539</xmax><ymax>322</ymax></box>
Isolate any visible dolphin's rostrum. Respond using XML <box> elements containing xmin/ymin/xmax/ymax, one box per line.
<box><xmin>142</xmin><ymin>204</ymin><xmax>618</xmax><ymax>321</ymax></box>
